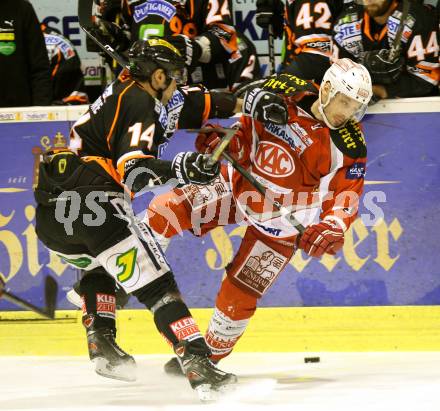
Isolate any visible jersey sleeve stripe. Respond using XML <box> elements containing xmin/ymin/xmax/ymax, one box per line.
<box><xmin>202</xmin><ymin>91</ymin><xmax>211</xmax><ymax>123</ymax></box>
<box><xmin>106</xmin><ymin>81</ymin><xmax>136</xmax><ymax>152</ymax></box>
<box><xmin>408</xmin><ymin>64</ymin><xmax>440</xmax><ymax>85</ymax></box>
<box><xmin>318</xmin><ymin>139</ymin><xmax>344</xmax><ymax>204</ymax></box>
<box><xmin>116</xmin><ymin>151</ymin><xmax>155</xmax><ymax>178</ymax></box>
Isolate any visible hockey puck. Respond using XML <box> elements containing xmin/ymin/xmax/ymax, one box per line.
<box><xmin>304</xmin><ymin>357</ymin><xmax>320</xmax><ymax>363</ymax></box>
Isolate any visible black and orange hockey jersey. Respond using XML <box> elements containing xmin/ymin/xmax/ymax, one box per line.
<box><xmin>70</xmin><ymin>76</ymin><xmax>212</xmax><ymax>183</ymax></box>
<box><xmin>332</xmin><ymin>0</ymin><xmax>440</xmax><ymax>97</ymax></box>
<box><xmin>120</xmin><ymin>0</ymin><xmax>252</xmax><ymax>89</ymax></box>
<box><xmin>282</xmin><ymin>0</ymin><xmax>343</xmax><ymax>81</ymax></box>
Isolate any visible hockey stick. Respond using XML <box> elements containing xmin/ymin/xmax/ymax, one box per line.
<box><xmin>189</xmin><ymin>127</ymin><xmax>239</xmax><ymax>168</ymax></box>
<box><xmin>0</xmin><ymin>276</ymin><xmax>58</xmax><ymax>319</ymax></box>
<box><xmin>267</xmin><ymin>24</ymin><xmax>276</xmax><ymax>75</ymax></box>
<box><xmin>188</xmin><ymin>127</ymin><xmax>304</xmax><ymax>232</ymax></box>
<box><xmin>221</xmin><ymin>151</ymin><xmax>305</xmax><ymax>234</ymax></box>
<box><xmin>388</xmin><ymin>0</ymin><xmax>410</xmax><ymax>62</ymax></box>
<box><xmin>78</xmin><ymin>0</ymin><xmax>130</xmax><ymax>69</ymax></box>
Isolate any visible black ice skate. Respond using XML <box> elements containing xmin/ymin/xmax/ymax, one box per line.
<box><xmin>164</xmin><ymin>356</ymin><xmax>184</xmax><ymax>376</ymax></box>
<box><xmin>174</xmin><ymin>340</ymin><xmax>237</xmax><ymax>402</ymax></box>
<box><xmin>85</xmin><ymin>317</ymin><xmax>136</xmax><ymax>382</ymax></box>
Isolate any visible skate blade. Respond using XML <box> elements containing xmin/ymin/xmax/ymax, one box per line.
<box><xmin>66</xmin><ymin>289</ymin><xmax>82</xmax><ymax>309</ymax></box>
<box><xmin>195</xmin><ymin>376</ymin><xmax>238</xmax><ymax>403</ymax></box>
<box><xmin>93</xmin><ymin>357</ymin><xmax>137</xmax><ymax>382</ymax></box>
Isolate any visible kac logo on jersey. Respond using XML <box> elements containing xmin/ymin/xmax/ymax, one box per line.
<box><xmin>133</xmin><ymin>0</ymin><xmax>177</xmax><ymax>23</ymax></box>
<box><xmin>346</xmin><ymin>162</ymin><xmax>366</xmax><ymax>179</ymax></box>
<box><xmin>255</xmin><ymin>142</ymin><xmax>295</xmax><ymax>178</ymax></box>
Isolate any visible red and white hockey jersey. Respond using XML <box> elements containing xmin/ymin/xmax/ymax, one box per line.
<box><xmin>230</xmin><ymin>85</ymin><xmax>367</xmax><ymax>238</ymax></box>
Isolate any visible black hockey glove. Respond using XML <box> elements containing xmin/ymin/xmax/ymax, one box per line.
<box><xmin>164</xmin><ymin>35</ymin><xmax>203</xmax><ymax>67</ymax></box>
<box><xmin>359</xmin><ymin>49</ymin><xmax>404</xmax><ymax>85</ymax></box>
<box><xmin>243</xmin><ymin>88</ymin><xmax>288</xmax><ymax>125</ymax></box>
<box><xmin>96</xmin><ymin>0</ymin><xmax>122</xmax><ymax>20</ymax></box>
<box><xmin>256</xmin><ymin>0</ymin><xmax>285</xmax><ymax>39</ymax></box>
<box><xmin>171</xmin><ymin>152</ymin><xmax>220</xmax><ymax>186</ymax></box>
<box><xmin>92</xmin><ymin>19</ymin><xmax>131</xmax><ymax>52</ymax></box>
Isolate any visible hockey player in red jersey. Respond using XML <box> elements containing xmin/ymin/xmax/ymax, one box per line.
<box><xmin>146</xmin><ymin>58</ymin><xmax>373</xmax><ymax>371</ymax></box>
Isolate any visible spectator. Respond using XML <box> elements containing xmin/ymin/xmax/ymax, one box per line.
<box><xmin>332</xmin><ymin>0</ymin><xmax>440</xmax><ymax>100</ymax></box>
<box><xmin>90</xmin><ymin>0</ymin><xmax>257</xmax><ymax>91</ymax></box>
<box><xmin>256</xmin><ymin>0</ymin><xmax>343</xmax><ymax>82</ymax></box>
<box><xmin>41</xmin><ymin>25</ymin><xmax>89</xmax><ymax>105</ymax></box>
<box><xmin>0</xmin><ymin>0</ymin><xmax>52</xmax><ymax>107</ymax></box>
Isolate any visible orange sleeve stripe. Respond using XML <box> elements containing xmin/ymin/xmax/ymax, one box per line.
<box><xmin>415</xmin><ymin>64</ymin><xmax>440</xmax><ymax>81</ymax></box>
<box><xmin>190</xmin><ymin>0</ymin><xmax>195</xmax><ymax>19</ymax></box>
<box><xmin>296</xmin><ymin>36</ymin><xmax>331</xmax><ymax>45</ymax></box>
<box><xmin>106</xmin><ymin>81</ymin><xmax>136</xmax><ymax>152</ymax></box>
<box><xmin>51</xmin><ymin>50</ymin><xmax>62</xmax><ymax>78</ymax></box>
<box><xmin>202</xmin><ymin>92</ymin><xmax>211</xmax><ymax>123</ymax></box>
<box><xmin>123</xmin><ymin>0</ymin><xmax>132</xmax><ymax>16</ymax></box>
<box><xmin>117</xmin><ymin>153</ymin><xmax>155</xmax><ymax>178</ymax></box>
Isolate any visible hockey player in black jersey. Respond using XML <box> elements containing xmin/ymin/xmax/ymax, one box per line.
<box><xmin>332</xmin><ymin>0</ymin><xmax>439</xmax><ymax>99</ymax></box>
<box><xmin>35</xmin><ymin>38</ymin><xmax>233</xmax><ymax>401</ymax></box>
<box><xmin>256</xmin><ymin>0</ymin><xmax>343</xmax><ymax>82</ymax></box>
<box><xmin>90</xmin><ymin>0</ymin><xmax>260</xmax><ymax>90</ymax></box>
<box><xmin>35</xmin><ymin>38</ymin><xmax>287</xmax><ymax>401</ymax></box>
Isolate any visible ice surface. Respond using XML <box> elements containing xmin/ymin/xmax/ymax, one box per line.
<box><xmin>1</xmin><ymin>352</ymin><xmax>439</xmax><ymax>411</ymax></box>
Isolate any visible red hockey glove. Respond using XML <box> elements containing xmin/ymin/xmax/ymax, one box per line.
<box><xmin>195</xmin><ymin>123</ymin><xmax>249</xmax><ymax>163</ymax></box>
<box><xmin>298</xmin><ymin>220</ymin><xmax>344</xmax><ymax>258</ymax></box>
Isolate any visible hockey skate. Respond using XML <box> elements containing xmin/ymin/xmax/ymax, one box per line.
<box><xmin>85</xmin><ymin>317</ymin><xmax>136</xmax><ymax>382</ymax></box>
<box><xmin>164</xmin><ymin>356</ymin><xmax>184</xmax><ymax>376</ymax></box>
<box><xmin>174</xmin><ymin>340</ymin><xmax>237</xmax><ymax>402</ymax></box>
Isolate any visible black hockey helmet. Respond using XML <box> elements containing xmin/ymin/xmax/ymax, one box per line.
<box><xmin>128</xmin><ymin>38</ymin><xmax>187</xmax><ymax>85</ymax></box>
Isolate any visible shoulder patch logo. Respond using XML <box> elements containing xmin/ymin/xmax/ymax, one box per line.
<box><xmin>133</xmin><ymin>0</ymin><xmax>177</xmax><ymax>23</ymax></box>
<box><xmin>346</xmin><ymin>162</ymin><xmax>366</xmax><ymax>179</ymax></box>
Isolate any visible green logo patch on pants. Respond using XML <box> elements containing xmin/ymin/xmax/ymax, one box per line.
<box><xmin>0</xmin><ymin>42</ymin><xmax>16</xmax><ymax>56</ymax></box>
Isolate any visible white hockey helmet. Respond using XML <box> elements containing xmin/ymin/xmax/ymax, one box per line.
<box><xmin>319</xmin><ymin>58</ymin><xmax>373</xmax><ymax>129</ymax></box>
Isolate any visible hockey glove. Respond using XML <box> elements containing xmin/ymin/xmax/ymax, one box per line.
<box><xmin>195</xmin><ymin>123</ymin><xmax>249</xmax><ymax>163</ymax></box>
<box><xmin>243</xmin><ymin>88</ymin><xmax>288</xmax><ymax>125</ymax></box>
<box><xmin>92</xmin><ymin>19</ymin><xmax>131</xmax><ymax>52</ymax></box>
<box><xmin>256</xmin><ymin>0</ymin><xmax>285</xmax><ymax>39</ymax></box>
<box><xmin>359</xmin><ymin>49</ymin><xmax>404</xmax><ymax>85</ymax></box>
<box><xmin>96</xmin><ymin>0</ymin><xmax>122</xmax><ymax>20</ymax></box>
<box><xmin>172</xmin><ymin>152</ymin><xmax>220</xmax><ymax>185</ymax></box>
<box><xmin>164</xmin><ymin>35</ymin><xmax>203</xmax><ymax>67</ymax></box>
<box><xmin>298</xmin><ymin>220</ymin><xmax>344</xmax><ymax>258</ymax></box>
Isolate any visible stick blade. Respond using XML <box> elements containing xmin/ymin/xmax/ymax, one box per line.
<box><xmin>44</xmin><ymin>276</ymin><xmax>58</xmax><ymax>319</ymax></box>
<box><xmin>78</xmin><ymin>0</ymin><xmax>94</xmax><ymax>28</ymax></box>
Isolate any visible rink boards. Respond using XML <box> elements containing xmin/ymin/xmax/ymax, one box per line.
<box><xmin>0</xmin><ymin>98</ymin><xmax>440</xmax><ymax>354</ymax></box>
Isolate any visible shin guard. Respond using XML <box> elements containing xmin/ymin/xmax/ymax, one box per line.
<box><xmin>80</xmin><ymin>269</ymin><xmax>116</xmax><ymax>330</ymax></box>
<box><xmin>205</xmin><ymin>276</ymin><xmax>257</xmax><ymax>361</ymax></box>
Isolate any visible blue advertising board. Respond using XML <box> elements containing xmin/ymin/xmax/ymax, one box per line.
<box><xmin>0</xmin><ymin>112</ymin><xmax>439</xmax><ymax>310</ymax></box>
